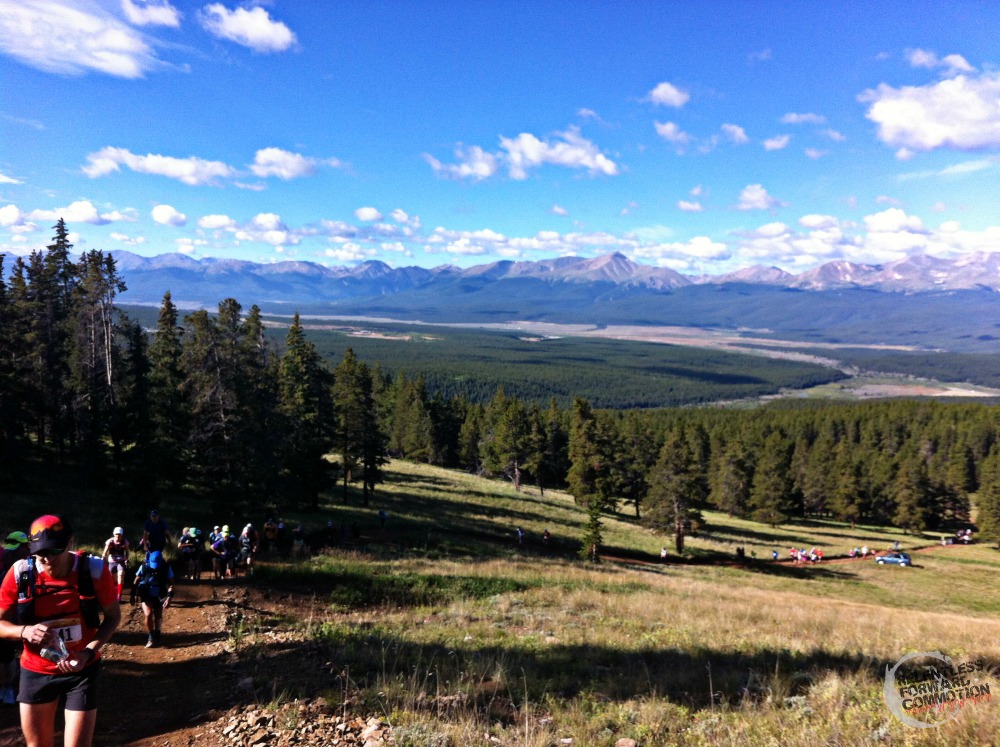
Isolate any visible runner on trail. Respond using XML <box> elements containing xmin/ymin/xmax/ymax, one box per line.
<box><xmin>262</xmin><ymin>518</ymin><xmax>278</xmax><ymax>556</ymax></box>
<box><xmin>238</xmin><ymin>524</ymin><xmax>259</xmax><ymax>577</ymax></box>
<box><xmin>177</xmin><ymin>528</ymin><xmax>199</xmax><ymax>581</ymax></box>
<box><xmin>133</xmin><ymin>551</ymin><xmax>174</xmax><ymax>648</ymax></box>
<box><xmin>102</xmin><ymin>527</ymin><xmax>131</xmax><ymax>603</ymax></box>
<box><xmin>0</xmin><ymin>514</ymin><xmax>121</xmax><ymax>747</ymax></box>
<box><xmin>141</xmin><ymin>510</ymin><xmax>170</xmax><ymax>553</ymax></box>
<box><xmin>0</xmin><ymin>531</ymin><xmax>30</xmax><ymax>705</ymax></box>
<box><xmin>210</xmin><ymin>529</ymin><xmax>236</xmax><ymax>580</ymax></box>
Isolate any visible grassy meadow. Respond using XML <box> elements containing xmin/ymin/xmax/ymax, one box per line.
<box><xmin>237</xmin><ymin>461</ymin><xmax>1000</xmax><ymax>747</ymax></box>
<box><xmin>4</xmin><ymin>459</ymin><xmax>998</xmax><ymax>745</ymax></box>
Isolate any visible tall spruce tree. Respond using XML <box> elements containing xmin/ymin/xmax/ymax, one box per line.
<box><xmin>644</xmin><ymin>428</ymin><xmax>703</xmax><ymax>554</ymax></box>
<box><xmin>748</xmin><ymin>430</ymin><xmax>795</xmax><ymax>526</ymax></box>
<box><xmin>976</xmin><ymin>447</ymin><xmax>1000</xmax><ymax>547</ymax></box>
<box><xmin>567</xmin><ymin>398</ymin><xmax>605</xmax><ymax>558</ymax></box>
<box><xmin>147</xmin><ymin>291</ymin><xmax>189</xmax><ymax>488</ymax></box>
<box><xmin>277</xmin><ymin>313</ymin><xmax>334</xmax><ymax>508</ymax></box>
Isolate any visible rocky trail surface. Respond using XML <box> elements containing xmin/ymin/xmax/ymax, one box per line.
<box><xmin>0</xmin><ymin>577</ymin><xmax>391</xmax><ymax>746</ymax></box>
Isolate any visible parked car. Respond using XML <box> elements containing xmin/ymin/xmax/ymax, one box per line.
<box><xmin>875</xmin><ymin>552</ymin><xmax>911</xmax><ymax>566</ymax></box>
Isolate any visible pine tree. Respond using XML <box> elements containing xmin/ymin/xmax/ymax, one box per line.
<box><xmin>643</xmin><ymin>428</ymin><xmax>703</xmax><ymax>554</ymax></box>
<box><xmin>748</xmin><ymin>430</ymin><xmax>794</xmax><ymax>525</ymax></box>
<box><xmin>615</xmin><ymin>411</ymin><xmax>659</xmax><ymax>517</ymax></box>
<box><xmin>147</xmin><ymin>291</ymin><xmax>189</xmax><ymax>488</ymax></box>
<box><xmin>333</xmin><ymin>348</ymin><xmax>365</xmax><ymax>502</ymax></box>
<box><xmin>976</xmin><ymin>448</ymin><xmax>1000</xmax><ymax>548</ymax></box>
<box><xmin>278</xmin><ymin>313</ymin><xmax>334</xmax><ymax>508</ymax></box>
<box><xmin>356</xmin><ymin>361</ymin><xmax>387</xmax><ymax>505</ymax></box>
<box><xmin>708</xmin><ymin>442</ymin><xmax>752</xmax><ymax>517</ymax></box>
<box><xmin>67</xmin><ymin>250</ymin><xmax>127</xmax><ymax>482</ymax></box>
<box><xmin>458</xmin><ymin>403</ymin><xmax>484</xmax><ymax>473</ymax></box>
<box><xmin>892</xmin><ymin>453</ymin><xmax>932</xmax><ymax>533</ymax></box>
<box><xmin>567</xmin><ymin>398</ymin><xmax>612</xmax><ymax>558</ymax></box>
<box><xmin>481</xmin><ymin>397</ymin><xmax>533</xmax><ymax>491</ymax></box>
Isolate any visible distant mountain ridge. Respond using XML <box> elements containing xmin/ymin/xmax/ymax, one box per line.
<box><xmin>111</xmin><ymin>249</ymin><xmax>1000</xmax><ymax>298</ymax></box>
<box><xmin>106</xmin><ymin>249</ymin><xmax>1000</xmax><ymax>353</ymax></box>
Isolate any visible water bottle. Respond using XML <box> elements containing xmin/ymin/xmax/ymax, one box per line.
<box><xmin>40</xmin><ymin>636</ymin><xmax>69</xmax><ymax>663</ymax></box>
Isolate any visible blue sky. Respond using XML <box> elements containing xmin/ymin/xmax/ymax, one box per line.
<box><xmin>2</xmin><ymin>1</ymin><xmax>1000</xmax><ymax>274</ymax></box>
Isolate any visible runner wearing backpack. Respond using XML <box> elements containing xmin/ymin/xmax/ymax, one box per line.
<box><xmin>0</xmin><ymin>531</ymin><xmax>29</xmax><ymax>705</ymax></box>
<box><xmin>0</xmin><ymin>514</ymin><xmax>121</xmax><ymax>747</ymax></box>
<box><xmin>133</xmin><ymin>551</ymin><xmax>174</xmax><ymax>648</ymax></box>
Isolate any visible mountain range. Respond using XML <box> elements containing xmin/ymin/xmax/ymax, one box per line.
<box><xmin>109</xmin><ymin>250</ymin><xmax>1000</xmax><ymax>353</ymax></box>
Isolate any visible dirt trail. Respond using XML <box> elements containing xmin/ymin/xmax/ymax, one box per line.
<box><xmin>0</xmin><ymin>578</ymin><xmax>253</xmax><ymax>747</ymax></box>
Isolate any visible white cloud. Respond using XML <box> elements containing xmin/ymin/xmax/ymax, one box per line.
<box><xmin>798</xmin><ymin>214</ymin><xmax>839</xmax><ymax>230</ymax></box>
<box><xmin>549</xmin><ymin>204</ymin><xmax>568</xmax><ymax>216</ymax></box>
<box><xmin>823</xmin><ymin>128</ymin><xmax>846</xmax><ymax>142</ymax></box>
<box><xmin>151</xmin><ymin>204</ymin><xmax>186</xmax><ymax>226</ymax></box>
<box><xmin>654</xmin><ymin>121</ymin><xmax>689</xmax><ymax>145</ymax></box>
<box><xmin>251</xmin><ymin>213</ymin><xmax>284</xmax><ymax>231</ymax></box>
<box><xmin>690</xmin><ymin>185</ymin><xmax>703</xmax><ymax>196</ymax></box>
<box><xmin>860</xmin><ymin>72</ymin><xmax>1000</xmax><ymax>155</ymax></box>
<box><xmin>763</xmin><ymin>134</ymin><xmax>790</xmax><ymax>151</ymax></box>
<box><xmin>325</xmin><ymin>243</ymin><xmax>375</xmax><ymax>262</ymax></box>
<box><xmin>500</xmin><ymin>127</ymin><xmax>619</xmax><ymax>179</ymax></box>
<box><xmin>646</xmin><ymin>81</ymin><xmax>690</xmax><ymax>108</ymax></box>
<box><xmin>748</xmin><ymin>48</ymin><xmax>772</xmax><ymax>63</ymax></box>
<box><xmin>721</xmin><ymin>123</ymin><xmax>749</xmax><ymax>144</ymax></box>
<box><xmin>390</xmin><ymin>209</ymin><xmax>410</xmax><ymax>223</ymax></box>
<box><xmin>175</xmin><ymin>237</ymin><xmax>208</xmax><ymax>254</ymax></box>
<box><xmin>941</xmin><ymin>159</ymin><xmax>997</xmax><ymax>176</ymax></box>
<box><xmin>0</xmin><ymin>204</ymin><xmax>24</xmax><ymax>227</ymax></box>
<box><xmin>804</xmin><ymin>148</ymin><xmax>827</xmax><ymax>159</ymax></box>
<box><xmin>198</xmin><ymin>3</ymin><xmax>297</xmax><ymax>53</ymax></box>
<box><xmin>424</xmin><ymin>145</ymin><xmax>499</xmax><ymax>181</ymax></box>
<box><xmin>229</xmin><ymin>213</ymin><xmax>297</xmax><ymax>247</ymax></box>
<box><xmin>28</xmin><ymin>200</ymin><xmax>119</xmax><ymax>225</ymax></box>
<box><xmin>737</xmin><ymin>184</ymin><xmax>784</xmax><ymax>211</ymax></box>
<box><xmin>781</xmin><ymin>112</ymin><xmax>826</xmax><ymax>125</ymax></box>
<box><xmin>905</xmin><ymin>48</ymin><xmax>974</xmax><ymax>75</ymax></box>
<box><xmin>355</xmin><ymin>207</ymin><xmax>382</xmax><ymax>222</ymax></box>
<box><xmin>250</xmin><ymin>148</ymin><xmax>324</xmax><ymax>179</ymax></box>
<box><xmin>864</xmin><ymin>207</ymin><xmax>924</xmax><ymax>233</ymax></box>
<box><xmin>198</xmin><ymin>214</ymin><xmax>235</xmax><ymax>230</ymax></box>
<box><xmin>632</xmin><ymin>236</ymin><xmax>729</xmax><ymax>264</ymax></box>
<box><xmin>0</xmin><ymin>0</ymin><xmax>165</xmax><ymax>78</ymax></box>
<box><xmin>121</xmin><ymin>0</ymin><xmax>180</xmax><ymax>27</ymax></box>
<box><xmin>0</xmin><ymin>171</ymin><xmax>22</xmax><ymax>184</ymax></box>
<box><xmin>876</xmin><ymin>195</ymin><xmax>903</xmax><ymax>206</ymax></box>
<box><xmin>109</xmin><ymin>231</ymin><xmax>146</xmax><ymax>246</ymax></box>
<box><xmin>677</xmin><ymin>200</ymin><xmax>703</xmax><ymax>212</ymax></box>
<box><xmin>83</xmin><ymin>146</ymin><xmax>237</xmax><ymax>185</ymax></box>
<box><xmin>427</xmin><ymin>127</ymin><xmax>617</xmax><ymax>181</ymax></box>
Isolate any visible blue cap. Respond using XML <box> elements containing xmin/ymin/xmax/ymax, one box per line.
<box><xmin>148</xmin><ymin>550</ymin><xmax>163</xmax><ymax>568</ymax></box>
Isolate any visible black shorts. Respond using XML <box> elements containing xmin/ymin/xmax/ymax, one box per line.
<box><xmin>139</xmin><ymin>593</ymin><xmax>165</xmax><ymax>611</ymax></box>
<box><xmin>19</xmin><ymin>662</ymin><xmax>101</xmax><ymax>711</ymax></box>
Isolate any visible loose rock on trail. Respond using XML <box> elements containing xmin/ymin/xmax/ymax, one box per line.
<box><xmin>0</xmin><ymin>576</ymin><xmax>391</xmax><ymax>746</ymax></box>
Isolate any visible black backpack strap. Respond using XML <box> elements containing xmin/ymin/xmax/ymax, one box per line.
<box><xmin>15</xmin><ymin>558</ymin><xmax>35</xmax><ymax>624</ymax></box>
<box><xmin>76</xmin><ymin>553</ymin><xmax>102</xmax><ymax>628</ymax></box>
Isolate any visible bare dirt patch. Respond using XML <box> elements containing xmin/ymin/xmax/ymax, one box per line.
<box><xmin>0</xmin><ymin>576</ymin><xmax>387</xmax><ymax>747</ymax></box>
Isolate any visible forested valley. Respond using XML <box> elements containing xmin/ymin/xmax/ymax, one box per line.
<box><xmin>4</xmin><ymin>223</ymin><xmax>1000</xmax><ymax>551</ymax></box>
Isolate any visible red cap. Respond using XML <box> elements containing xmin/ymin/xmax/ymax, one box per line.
<box><xmin>29</xmin><ymin>515</ymin><xmax>72</xmax><ymax>555</ymax></box>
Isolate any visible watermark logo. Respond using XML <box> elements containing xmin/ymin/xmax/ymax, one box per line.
<box><xmin>884</xmin><ymin>650</ymin><xmax>992</xmax><ymax>728</ymax></box>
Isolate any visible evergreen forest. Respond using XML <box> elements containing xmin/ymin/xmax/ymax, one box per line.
<box><xmin>4</xmin><ymin>223</ymin><xmax>1000</xmax><ymax>549</ymax></box>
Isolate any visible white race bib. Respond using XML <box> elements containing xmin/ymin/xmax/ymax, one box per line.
<box><xmin>46</xmin><ymin>617</ymin><xmax>84</xmax><ymax>644</ymax></box>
